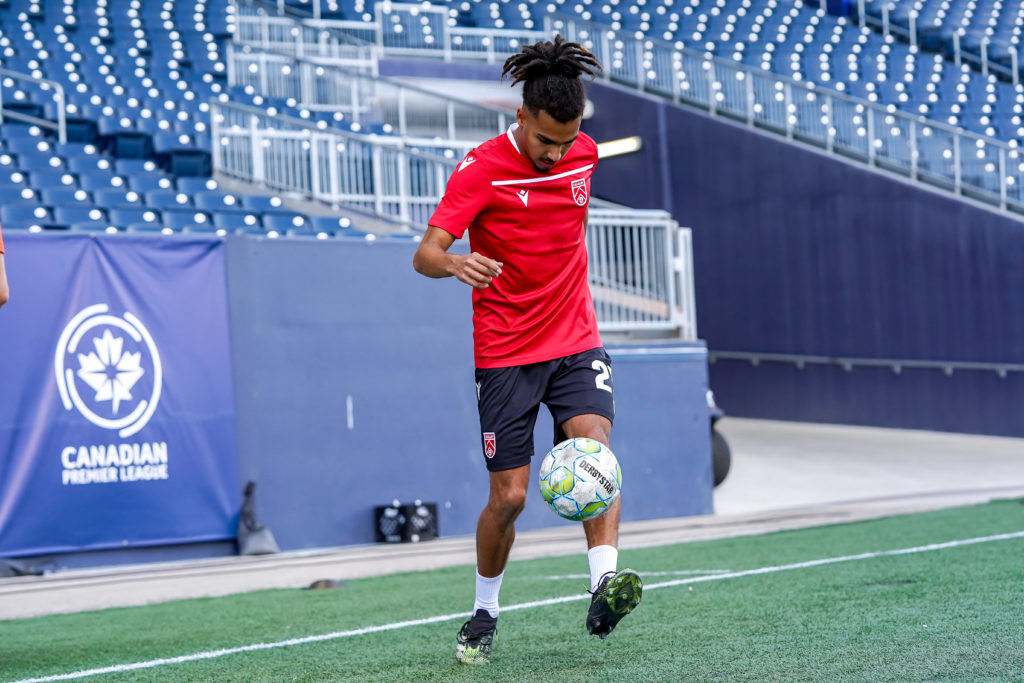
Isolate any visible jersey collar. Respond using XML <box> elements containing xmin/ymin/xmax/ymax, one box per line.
<box><xmin>505</xmin><ymin>123</ymin><xmax>521</xmax><ymax>155</ymax></box>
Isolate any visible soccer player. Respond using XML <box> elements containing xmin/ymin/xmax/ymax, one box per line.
<box><xmin>0</xmin><ymin>220</ymin><xmax>8</xmax><ymax>309</ymax></box>
<box><xmin>412</xmin><ymin>37</ymin><xmax>642</xmax><ymax>665</ymax></box>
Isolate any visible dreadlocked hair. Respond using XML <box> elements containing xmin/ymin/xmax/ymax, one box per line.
<box><xmin>501</xmin><ymin>35</ymin><xmax>603</xmax><ymax>123</ymax></box>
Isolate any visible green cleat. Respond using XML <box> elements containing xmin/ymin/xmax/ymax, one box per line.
<box><xmin>586</xmin><ymin>568</ymin><xmax>643</xmax><ymax>640</ymax></box>
<box><xmin>455</xmin><ymin>609</ymin><xmax>497</xmax><ymax>664</ymax></box>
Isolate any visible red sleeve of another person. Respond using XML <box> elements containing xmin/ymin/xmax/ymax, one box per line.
<box><xmin>428</xmin><ymin>154</ymin><xmax>492</xmax><ymax>240</ymax></box>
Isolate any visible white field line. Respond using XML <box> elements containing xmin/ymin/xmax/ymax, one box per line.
<box><xmin>9</xmin><ymin>529</ymin><xmax>1024</xmax><ymax>683</ymax></box>
<box><xmin>537</xmin><ymin>570</ymin><xmax>734</xmax><ymax>580</ymax></box>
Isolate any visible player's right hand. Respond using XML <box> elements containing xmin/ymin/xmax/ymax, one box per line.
<box><xmin>454</xmin><ymin>252</ymin><xmax>503</xmax><ymax>289</ymax></box>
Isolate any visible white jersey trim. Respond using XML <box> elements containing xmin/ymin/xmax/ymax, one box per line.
<box><xmin>491</xmin><ymin>163</ymin><xmax>594</xmax><ymax>187</ymax></box>
<box><xmin>506</xmin><ymin>123</ymin><xmax>521</xmax><ymax>154</ymax></box>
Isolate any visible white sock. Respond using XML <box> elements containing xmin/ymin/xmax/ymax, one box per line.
<box><xmin>588</xmin><ymin>545</ymin><xmax>618</xmax><ymax>591</ymax></box>
<box><xmin>473</xmin><ymin>570</ymin><xmax>503</xmax><ymax>619</ymax></box>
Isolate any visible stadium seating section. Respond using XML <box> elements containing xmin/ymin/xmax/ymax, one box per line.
<box><xmin>0</xmin><ymin>0</ymin><xmax>1021</xmax><ymax>235</ymax></box>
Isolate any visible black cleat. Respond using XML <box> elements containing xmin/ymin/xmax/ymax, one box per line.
<box><xmin>455</xmin><ymin>609</ymin><xmax>497</xmax><ymax>664</ymax></box>
<box><xmin>586</xmin><ymin>568</ymin><xmax>643</xmax><ymax>640</ymax></box>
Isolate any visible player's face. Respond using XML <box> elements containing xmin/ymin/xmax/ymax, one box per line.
<box><xmin>515</xmin><ymin>106</ymin><xmax>582</xmax><ymax>173</ymax></box>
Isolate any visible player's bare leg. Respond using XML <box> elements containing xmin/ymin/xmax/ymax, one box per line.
<box><xmin>476</xmin><ymin>464</ymin><xmax>530</xmax><ymax>576</ymax></box>
<box><xmin>561</xmin><ymin>413</ymin><xmax>642</xmax><ymax>639</ymax></box>
<box><xmin>457</xmin><ymin>465</ymin><xmax>530</xmax><ymax>664</ymax></box>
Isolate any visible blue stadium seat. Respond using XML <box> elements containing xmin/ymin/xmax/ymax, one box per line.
<box><xmin>310</xmin><ymin>215</ymin><xmax>357</xmax><ymax>236</ymax></box>
<box><xmin>193</xmin><ymin>191</ymin><xmax>241</xmax><ymax>211</ymax></box>
<box><xmin>66</xmin><ymin>156</ymin><xmax>116</xmax><ymax>174</ymax></box>
<box><xmin>127</xmin><ymin>173</ymin><xmax>175</xmax><ymax>192</ymax></box>
<box><xmin>115</xmin><ymin>159</ymin><xmax>162</xmax><ymax>175</ymax></box>
<box><xmin>108</xmin><ymin>207</ymin><xmax>162</xmax><ymax>226</ymax></box>
<box><xmin>212</xmin><ymin>209</ymin><xmax>262</xmax><ymax>231</ymax></box>
<box><xmin>240</xmin><ymin>194</ymin><xmax>286</xmax><ymax>212</ymax></box>
<box><xmin>0</xmin><ymin>184</ymin><xmax>31</xmax><ymax>205</ymax></box>
<box><xmin>261</xmin><ymin>210</ymin><xmax>310</xmax><ymax>232</ymax></box>
<box><xmin>176</xmin><ymin>177</ymin><xmax>219</xmax><ymax>193</ymax></box>
<box><xmin>40</xmin><ymin>187</ymin><xmax>92</xmax><ymax>206</ymax></box>
<box><xmin>29</xmin><ymin>170</ymin><xmax>78</xmax><ymax>189</ymax></box>
<box><xmin>128</xmin><ymin>223</ymin><xmax>176</xmax><ymax>235</ymax></box>
<box><xmin>144</xmin><ymin>189</ymin><xmax>192</xmax><ymax>209</ymax></box>
<box><xmin>1</xmin><ymin>201</ymin><xmax>53</xmax><ymax>225</ymax></box>
<box><xmin>68</xmin><ymin>221</ymin><xmax>120</xmax><ymax>233</ymax></box>
<box><xmin>54</xmin><ymin>205</ymin><xmax>107</xmax><ymax>226</ymax></box>
<box><xmin>17</xmin><ymin>152</ymin><xmax>65</xmax><ymax>172</ymax></box>
<box><xmin>78</xmin><ymin>171</ymin><xmax>129</xmax><ymax>191</ymax></box>
<box><xmin>161</xmin><ymin>207</ymin><xmax>213</xmax><ymax>229</ymax></box>
<box><xmin>92</xmin><ymin>188</ymin><xmax>144</xmax><ymax>208</ymax></box>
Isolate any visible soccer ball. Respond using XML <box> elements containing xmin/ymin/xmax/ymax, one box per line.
<box><xmin>538</xmin><ymin>438</ymin><xmax>621</xmax><ymax>522</ymax></box>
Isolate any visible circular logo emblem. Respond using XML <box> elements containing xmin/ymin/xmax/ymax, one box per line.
<box><xmin>55</xmin><ymin>304</ymin><xmax>163</xmax><ymax>438</ymax></box>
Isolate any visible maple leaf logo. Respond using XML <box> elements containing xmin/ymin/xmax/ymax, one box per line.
<box><xmin>76</xmin><ymin>330</ymin><xmax>145</xmax><ymax>415</ymax></box>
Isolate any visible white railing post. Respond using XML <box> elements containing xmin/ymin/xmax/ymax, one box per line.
<box><xmin>397</xmin><ymin>148</ymin><xmax>411</xmax><ymax>226</ymax></box>
<box><xmin>707</xmin><ymin>60</ymin><xmax>717</xmax><ymax>115</ymax></box>
<box><xmin>867</xmin><ymin>106</ymin><xmax>876</xmax><ymax>164</ymax></box>
<box><xmin>999</xmin><ymin>146</ymin><xmax>1007</xmax><ymax>209</ymax></box>
<box><xmin>310</xmin><ymin>132</ymin><xmax>322</xmax><ymax>200</ymax></box>
<box><xmin>784</xmin><ymin>81</ymin><xmax>793</xmax><ymax>139</ymax></box>
<box><xmin>371</xmin><ymin>145</ymin><xmax>384</xmax><ymax>216</ymax></box>
<box><xmin>981</xmin><ymin>36</ymin><xmax>989</xmax><ymax>77</ymax></box>
<box><xmin>227</xmin><ymin>42</ymin><xmax>237</xmax><ymax>88</ymax></box>
<box><xmin>953</xmin><ymin>133</ymin><xmax>962</xmax><ymax>194</ymax></box>
<box><xmin>636</xmin><ymin>40</ymin><xmax>645</xmax><ymax>90</ymax></box>
<box><xmin>250</xmin><ymin>113</ymin><xmax>265</xmax><ymax>187</ymax></box>
<box><xmin>954</xmin><ymin>30</ymin><xmax>961</xmax><ymax>69</ymax></box>
<box><xmin>447</xmin><ymin>100</ymin><xmax>456</xmax><ymax>140</ymax></box>
<box><xmin>1012</xmin><ymin>46</ymin><xmax>1020</xmax><ymax>88</ymax></box>
<box><xmin>825</xmin><ymin>94</ymin><xmax>834</xmax><ymax>153</ymax></box>
<box><xmin>882</xmin><ymin>2</ymin><xmax>890</xmax><ymax>38</ymax></box>
<box><xmin>909</xmin><ymin>11</ymin><xmax>917</xmax><ymax>50</ymax></box>
<box><xmin>397</xmin><ymin>87</ymin><xmax>408</xmax><ymax>136</ymax></box>
<box><xmin>259</xmin><ymin>52</ymin><xmax>269</xmax><ymax>97</ymax></box>
<box><xmin>328</xmin><ymin>129</ymin><xmax>341</xmax><ymax>200</ymax></box>
<box><xmin>858</xmin><ymin>0</ymin><xmax>866</xmax><ymax>30</ymax></box>
<box><xmin>909</xmin><ymin>119</ymin><xmax>918</xmax><ymax>179</ymax></box>
<box><xmin>53</xmin><ymin>84</ymin><xmax>67</xmax><ymax>144</ymax></box>
<box><xmin>745</xmin><ymin>70</ymin><xmax>755</xmax><ymax>125</ymax></box>
<box><xmin>443</xmin><ymin>14</ymin><xmax>453</xmax><ymax>62</ymax></box>
<box><xmin>351</xmin><ymin>79</ymin><xmax>360</xmax><ymax>124</ymax></box>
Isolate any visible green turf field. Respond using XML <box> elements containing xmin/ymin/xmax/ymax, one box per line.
<box><xmin>2</xmin><ymin>500</ymin><xmax>1023</xmax><ymax>682</ymax></box>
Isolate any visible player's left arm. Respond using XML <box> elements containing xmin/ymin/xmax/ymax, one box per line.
<box><xmin>0</xmin><ymin>253</ymin><xmax>8</xmax><ymax>309</ymax></box>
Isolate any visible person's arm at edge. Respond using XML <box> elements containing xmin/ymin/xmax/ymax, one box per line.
<box><xmin>0</xmin><ymin>253</ymin><xmax>8</xmax><ymax>309</ymax></box>
<box><xmin>413</xmin><ymin>226</ymin><xmax>503</xmax><ymax>289</ymax></box>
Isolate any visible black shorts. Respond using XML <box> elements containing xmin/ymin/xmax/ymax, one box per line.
<box><xmin>475</xmin><ymin>347</ymin><xmax>615</xmax><ymax>472</ymax></box>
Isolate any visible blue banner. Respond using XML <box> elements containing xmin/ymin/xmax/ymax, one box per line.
<box><xmin>0</xmin><ymin>234</ymin><xmax>239</xmax><ymax>557</ymax></box>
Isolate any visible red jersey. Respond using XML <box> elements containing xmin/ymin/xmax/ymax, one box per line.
<box><xmin>429</xmin><ymin>125</ymin><xmax>601</xmax><ymax>368</ymax></box>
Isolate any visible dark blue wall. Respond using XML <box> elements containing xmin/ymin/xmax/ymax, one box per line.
<box><xmin>582</xmin><ymin>81</ymin><xmax>1024</xmax><ymax>435</ymax></box>
<box><xmin>3</xmin><ymin>233</ymin><xmax>712</xmax><ymax>569</ymax></box>
<box><xmin>224</xmin><ymin>236</ymin><xmax>712</xmax><ymax>550</ymax></box>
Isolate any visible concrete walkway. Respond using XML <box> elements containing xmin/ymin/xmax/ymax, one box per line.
<box><xmin>2</xmin><ymin>418</ymin><xmax>1022</xmax><ymax>621</ymax></box>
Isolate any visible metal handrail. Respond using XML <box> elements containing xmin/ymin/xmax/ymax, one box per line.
<box><xmin>230</xmin><ymin>0</ymin><xmax>547</xmax><ymax>64</ymax></box>
<box><xmin>0</xmin><ymin>67</ymin><xmax>67</xmax><ymax>144</ymax></box>
<box><xmin>211</xmin><ymin>98</ymin><xmax>695</xmax><ymax>336</ymax></box>
<box><xmin>226</xmin><ymin>43</ymin><xmax>511</xmax><ymax>141</ymax></box>
<box><xmin>709</xmin><ymin>350</ymin><xmax>1024</xmax><ymax>378</ymax></box>
<box><xmin>547</xmin><ymin>13</ymin><xmax>1024</xmax><ymax>217</ymax></box>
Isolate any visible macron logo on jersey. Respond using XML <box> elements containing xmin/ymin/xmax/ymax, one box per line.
<box><xmin>517</xmin><ymin>190</ymin><xmax>529</xmax><ymax>206</ymax></box>
<box><xmin>459</xmin><ymin>156</ymin><xmax>477</xmax><ymax>172</ymax></box>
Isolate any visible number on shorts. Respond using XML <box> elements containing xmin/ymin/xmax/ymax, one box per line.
<box><xmin>592</xmin><ymin>360</ymin><xmax>612</xmax><ymax>393</ymax></box>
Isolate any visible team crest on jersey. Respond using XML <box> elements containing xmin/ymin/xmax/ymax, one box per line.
<box><xmin>571</xmin><ymin>178</ymin><xmax>588</xmax><ymax>206</ymax></box>
<box><xmin>483</xmin><ymin>432</ymin><xmax>497</xmax><ymax>459</ymax></box>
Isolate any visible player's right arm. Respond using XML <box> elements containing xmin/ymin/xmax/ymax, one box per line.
<box><xmin>413</xmin><ymin>226</ymin><xmax>503</xmax><ymax>289</ymax></box>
